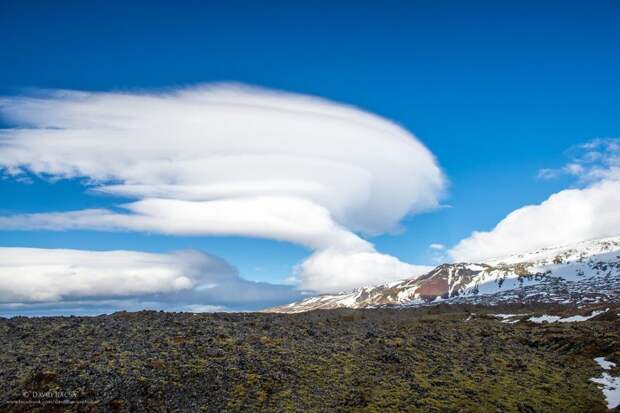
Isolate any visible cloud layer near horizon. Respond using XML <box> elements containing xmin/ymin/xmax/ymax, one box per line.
<box><xmin>450</xmin><ymin>139</ymin><xmax>620</xmax><ymax>261</ymax></box>
<box><xmin>0</xmin><ymin>84</ymin><xmax>443</xmax><ymax>293</ymax></box>
<box><xmin>0</xmin><ymin>247</ymin><xmax>303</xmax><ymax>313</ymax></box>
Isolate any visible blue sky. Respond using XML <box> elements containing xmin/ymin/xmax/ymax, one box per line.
<box><xmin>1</xmin><ymin>0</ymin><xmax>619</xmax><ymax>313</ymax></box>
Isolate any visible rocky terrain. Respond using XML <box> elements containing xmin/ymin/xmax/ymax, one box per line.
<box><xmin>268</xmin><ymin>237</ymin><xmax>620</xmax><ymax>313</ymax></box>
<box><xmin>1</xmin><ymin>304</ymin><xmax>619</xmax><ymax>412</ymax></box>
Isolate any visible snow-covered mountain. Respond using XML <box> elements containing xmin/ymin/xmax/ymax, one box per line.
<box><xmin>267</xmin><ymin>236</ymin><xmax>620</xmax><ymax>313</ymax></box>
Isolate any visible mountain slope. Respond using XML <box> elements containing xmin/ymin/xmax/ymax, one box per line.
<box><xmin>267</xmin><ymin>236</ymin><xmax>620</xmax><ymax>313</ymax></box>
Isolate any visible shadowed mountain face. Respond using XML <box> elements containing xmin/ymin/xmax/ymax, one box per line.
<box><xmin>267</xmin><ymin>237</ymin><xmax>620</xmax><ymax>313</ymax></box>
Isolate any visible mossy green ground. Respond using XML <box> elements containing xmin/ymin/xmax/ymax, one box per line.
<box><xmin>0</xmin><ymin>304</ymin><xmax>618</xmax><ymax>412</ymax></box>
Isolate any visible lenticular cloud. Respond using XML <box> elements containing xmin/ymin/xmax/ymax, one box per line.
<box><xmin>0</xmin><ymin>247</ymin><xmax>303</xmax><ymax>311</ymax></box>
<box><xmin>0</xmin><ymin>84</ymin><xmax>444</xmax><ymax>292</ymax></box>
<box><xmin>0</xmin><ymin>248</ymin><xmax>208</xmax><ymax>303</ymax></box>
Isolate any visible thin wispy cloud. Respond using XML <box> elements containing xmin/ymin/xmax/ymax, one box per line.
<box><xmin>537</xmin><ymin>138</ymin><xmax>620</xmax><ymax>183</ymax></box>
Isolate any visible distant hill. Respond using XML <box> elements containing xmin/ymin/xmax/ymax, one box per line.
<box><xmin>267</xmin><ymin>236</ymin><xmax>620</xmax><ymax>313</ymax></box>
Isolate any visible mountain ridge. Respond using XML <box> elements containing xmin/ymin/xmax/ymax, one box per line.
<box><xmin>267</xmin><ymin>236</ymin><xmax>620</xmax><ymax>313</ymax></box>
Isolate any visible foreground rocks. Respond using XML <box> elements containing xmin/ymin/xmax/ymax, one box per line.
<box><xmin>0</xmin><ymin>304</ymin><xmax>619</xmax><ymax>412</ymax></box>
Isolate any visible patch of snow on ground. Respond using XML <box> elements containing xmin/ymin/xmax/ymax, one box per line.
<box><xmin>591</xmin><ymin>373</ymin><xmax>620</xmax><ymax>409</ymax></box>
<box><xmin>559</xmin><ymin>309</ymin><xmax>608</xmax><ymax>322</ymax></box>
<box><xmin>529</xmin><ymin>309</ymin><xmax>608</xmax><ymax>324</ymax></box>
<box><xmin>493</xmin><ymin>313</ymin><xmax>528</xmax><ymax>319</ymax></box>
<box><xmin>397</xmin><ymin>287</ymin><xmax>417</xmax><ymax>303</ymax></box>
<box><xmin>595</xmin><ymin>357</ymin><xmax>617</xmax><ymax>370</ymax></box>
<box><xmin>491</xmin><ymin>313</ymin><xmax>529</xmax><ymax>323</ymax></box>
<box><xmin>591</xmin><ymin>356</ymin><xmax>620</xmax><ymax>408</ymax></box>
<box><xmin>337</xmin><ymin>292</ymin><xmax>361</xmax><ymax>306</ymax></box>
<box><xmin>528</xmin><ymin>315</ymin><xmax>562</xmax><ymax>323</ymax></box>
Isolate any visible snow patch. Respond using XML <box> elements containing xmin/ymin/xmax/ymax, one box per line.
<box><xmin>595</xmin><ymin>357</ymin><xmax>617</xmax><ymax>370</ymax></box>
<box><xmin>591</xmin><ymin>356</ymin><xmax>620</xmax><ymax>408</ymax></box>
<box><xmin>493</xmin><ymin>313</ymin><xmax>528</xmax><ymax>319</ymax></box>
<box><xmin>528</xmin><ymin>315</ymin><xmax>562</xmax><ymax>323</ymax></box>
<box><xmin>559</xmin><ymin>309</ymin><xmax>608</xmax><ymax>322</ymax></box>
<box><xmin>591</xmin><ymin>374</ymin><xmax>620</xmax><ymax>409</ymax></box>
<box><xmin>529</xmin><ymin>309</ymin><xmax>608</xmax><ymax>324</ymax></box>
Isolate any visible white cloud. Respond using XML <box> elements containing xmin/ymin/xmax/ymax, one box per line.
<box><xmin>428</xmin><ymin>243</ymin><xmax>447</xmax><ymax>264</ymax></box>
<box><xmin>536</xmin><ymin>168</ymin><xmax>561</xmax><ymax>180</ymax></box>
<box><xmin>536</xmin><ymin>138</ymin><xmax>620</xmax><ymax>183</ymax></box>
<box><xmin>295</xmin><ymin>248</ymin><xmax>432</xmax><ymax>292</ymax></box>
<box><xmin>0</xmin><ymin>247</ymin><xmax>303</xmax><ymax>313</ymax></box>
<box><xmin>0</xmin><ymin>248</ymin><xmax>211</xmax><ymax>303</ymax></box>
<box><xmin>183</xmin><ymin>304</ymin><xmax>226</xmax><ymax>313</ymax></box>
<box><xmin>0</xmin><ymin>84</ymin><xmax>445</xmax><ymax>292</ymax></box>
<box><xmin>0</xmin><ymin>84</ymin><xmax>444</xmax><ymax>234</ymax></box>
<box><xmin>451</xmin><ymin>140</ymin><xmax>620</xmax><ymax>262</ymax></box>
<box><xmin>0</xmin><ymin>197</ymin><xmax>368</xmax><ymax>251</ymax></box>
